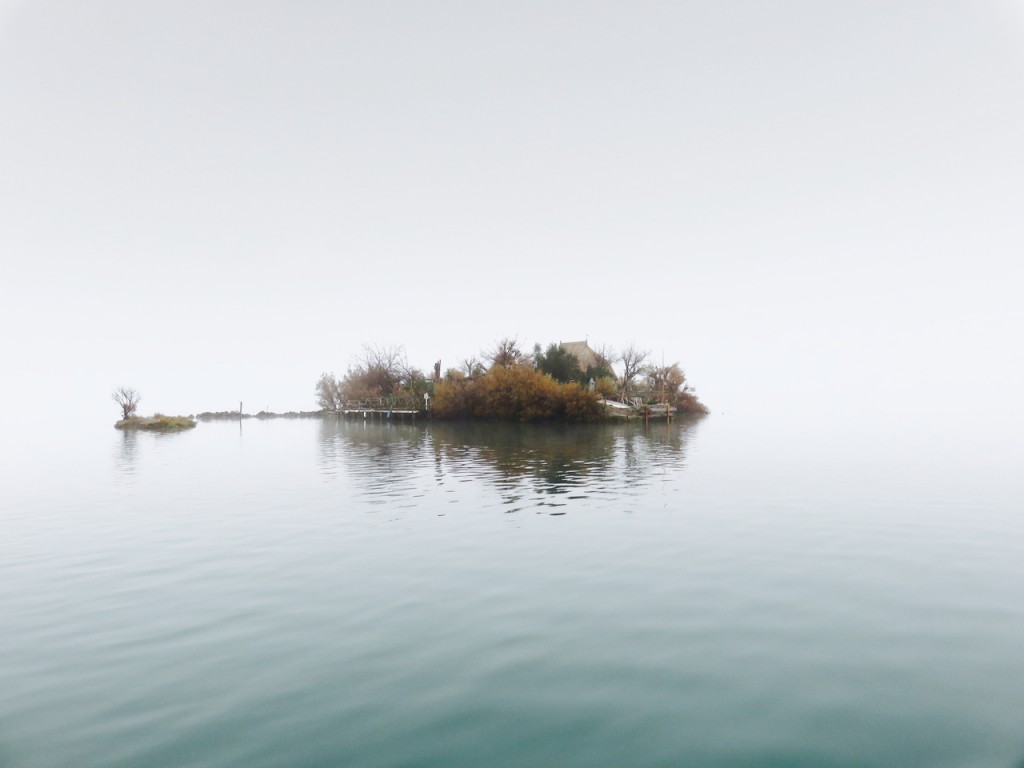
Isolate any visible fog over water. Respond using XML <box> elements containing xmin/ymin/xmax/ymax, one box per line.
<box><xmin>1</xmin><ymin>1</ymin><xmax>1022</xmax><ymax>465</ymax></box>
<box><xmin>2</xmin><ymin>7</ymin><xmax>1024</xmax><ymax>765</ymax></box>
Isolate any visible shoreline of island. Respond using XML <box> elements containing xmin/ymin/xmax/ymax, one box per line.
<box><xmin>113</xmin><ymin>337</ymin><xmax>709</xmax><ymax>429</ymax></box>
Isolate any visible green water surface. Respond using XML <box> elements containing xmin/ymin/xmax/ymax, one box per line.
<box><xmin>1</xmin><ymin>417</ymin><xmax>1022</xmax><ymax>767</ymax></box>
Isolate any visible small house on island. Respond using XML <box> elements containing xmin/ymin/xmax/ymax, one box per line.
<box><xmin>559</xmin><ymin>340</ymin><xmax>599</xmax><ymax>372</ymax></box>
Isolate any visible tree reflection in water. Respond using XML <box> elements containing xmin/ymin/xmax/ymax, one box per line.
<box><xmin>317</xmin><ymin>417</ymin><xmax>704</xmax><ymax>515</ymax></box>
<box><xmin>115</xmin><ymin>429</ymin><xmax>139</xmax><ymax>479</ymax></box>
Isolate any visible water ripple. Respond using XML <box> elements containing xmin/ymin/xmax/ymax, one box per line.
<box><xmin>316</xmin><ymin>419</ymin><xmax>700</xmax><ymax>517</ymax></box>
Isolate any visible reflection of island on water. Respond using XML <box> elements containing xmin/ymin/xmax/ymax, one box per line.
<box><xmin>116</xmin><ymin>429</ymin><xmax>139</xmax><ymax>477</ymax></box>
<box><xmin>115</xmin><ymin>424</ymin><xmax>199</xmax><ymax>482</ymax></box>
<box><xmin>317</xmin><ymin>417</ymin><xmax>703</xmax><ymax>514</ymax></box>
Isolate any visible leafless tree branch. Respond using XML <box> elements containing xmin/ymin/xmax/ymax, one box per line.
<box><xmin>619</xmin><ymin>344</ymin><xmax>650</xmax><ymax>393</ymax></box>
<box><xmin>112</xmin><ymin>386</ymin><xmax>141</xmax><ymax>419</ymax></box>
<box><xmin>485</xmin><ymin>336</ymin><xmax>526</xmax><ymax>369</ymax></box>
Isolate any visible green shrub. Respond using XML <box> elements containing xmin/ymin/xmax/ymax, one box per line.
<box><xmin>534</xmin><ymin>343</ymin><xmax>583</xmax><ymax>383</ymax></box>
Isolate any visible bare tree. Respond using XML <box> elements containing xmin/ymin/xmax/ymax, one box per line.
<box><xmin>619</xmin><ymin>344</ymin><xmax>650</xmax><ymax>393</ymax></box>
<box><xmin>460</xmin><ymin>356</ymin><xmax>486</xmax><ymax>378</ymax></box>
<box><xmin>112</xmin><ymin>386</ymin><xmax>141</xmax><ymax>419</ymax></box>
<box><xmin>345</xmin><ymin>344</ymin><xmax>409</xmax><ymax>397</ymax></box>
<box><xmin>485</xmin><ymin>336</ymin><xmax>526</xmax><ymax>369</ymax></box>
<box><xmin>358</xmin><ymin>344</ymin><xmax>407</xmax><ymax>377</ymax></box>
<box><xmin>315</xmin><ymin>373</ymin><xmax>343</xmax><ymax>411</ymax></box>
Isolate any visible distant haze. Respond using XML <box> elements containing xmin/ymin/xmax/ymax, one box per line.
<box><xmin>2</xmin><ymin>1</ymin><xmax>1022</xmax><ymax>468</ymax></box>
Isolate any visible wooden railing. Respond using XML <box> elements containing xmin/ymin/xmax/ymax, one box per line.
<box><xmin>340</xmin><ymin>397</ymin><xmax>423</xmax><ymax>412</ymax></box>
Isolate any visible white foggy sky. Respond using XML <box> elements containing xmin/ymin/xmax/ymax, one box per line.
<box><xmin>1</xmin><ymin>1</ymin><xmax>1022</xmax><ymax>448</ymax></box>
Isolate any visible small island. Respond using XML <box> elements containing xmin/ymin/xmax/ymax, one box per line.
<box><xmin>315</xmin><ymin>338</ymin><xmax>708</xmax><ymax>423</ymax></box>
<box><xmin>112</xmin><ymin>387</ymin><xmax>196</xmax><ymax>431</ymax></box>
<box><xmin>115</xmin><ymin>414</ymin><xmax>197</xmax><ymax>432</ymax></box>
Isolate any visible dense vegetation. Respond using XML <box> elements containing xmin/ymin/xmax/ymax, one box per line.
<box><xmin>316</xmin><ymin>338</ymin><xmax>708</xmax><ymax>422</ymax></box>
<box><xmin>433</xmin><ymin>364</ymin><xmax>604</xmax><ymax>422</ymax></box>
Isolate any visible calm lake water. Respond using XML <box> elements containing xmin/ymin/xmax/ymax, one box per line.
<box><xmin>1</xmin><ymin>415</ymin><xmax>1022</xmax><ymax>767</ymax></box>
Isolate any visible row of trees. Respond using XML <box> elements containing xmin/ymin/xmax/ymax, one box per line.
<box><xmin>316</xmin><ymin>339</ymin><xmax>707</xmax><ymax>417</ymax></box>
<box><xmin>463</xmin><ymin>338</ymin><xmax>666</xmax><ymax>391</ymax></box>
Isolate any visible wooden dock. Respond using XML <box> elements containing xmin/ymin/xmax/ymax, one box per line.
<box><xmin>334</xmin><ymin>398</ymin><xmax>425</xmax><ymax>420</ymax></box>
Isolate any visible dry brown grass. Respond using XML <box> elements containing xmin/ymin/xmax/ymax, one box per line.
<box><xmin>115</xmin><ymin>414</ymin><xmax>197</xmax><ymax>431</ymax></box>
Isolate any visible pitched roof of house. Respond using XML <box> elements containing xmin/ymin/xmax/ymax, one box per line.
<box><xmin>559</xmin><ymin>340</ymin><xmax>598</xmax><ymax>371</ymax></box>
